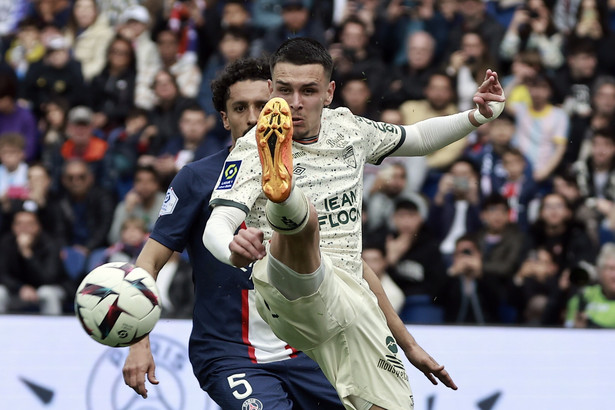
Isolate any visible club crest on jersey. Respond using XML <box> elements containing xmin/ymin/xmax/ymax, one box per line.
<box><xmin>343</xmin><ymin>146</ymin><xmax>357</xmax><ymax>168</ymax></box>
<box><xmin>160</xmin><ymin>187</ymin><xmax>178</xmax><ymax>216</ymax></box>
<box><xmin>217</xmin><ymin>160</ymin><xmax>242</xmax><ymax>190</ymax></box>
<box><xmin>242</xmin><ymin>398</ymin><xmax>263</xmax><ymax>410</ymax></box>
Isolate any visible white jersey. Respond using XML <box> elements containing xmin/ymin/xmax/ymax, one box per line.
<box><xmin>210</xmin><ymin>107</ymin><xmax>406</xmax><ymax>282</ymax></box>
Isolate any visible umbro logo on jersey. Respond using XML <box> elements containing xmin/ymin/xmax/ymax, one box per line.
<box><xmin>293</xmin><ymin>166</ymin><xmax>305</xmax><ymax>175</ymax></box>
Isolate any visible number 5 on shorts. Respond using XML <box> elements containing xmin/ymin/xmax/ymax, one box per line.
<box><xmin>227</xmin><ymin>373</ymin><xmax>253</xmax><ymax>400</ymax></box>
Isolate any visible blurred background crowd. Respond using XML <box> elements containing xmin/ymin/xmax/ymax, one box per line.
<box><xmin>0</xmin><ymin>0</ymin><xmax>615</xmax><ymax>328</ymax></box>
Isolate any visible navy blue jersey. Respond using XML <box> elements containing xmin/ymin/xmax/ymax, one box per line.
<box><xmin>151</xmin><ymin>149</ymin><xmax>297</xmax><ymax>383</ymax></box>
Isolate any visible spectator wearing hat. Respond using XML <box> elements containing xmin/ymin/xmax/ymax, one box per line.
<box><xmin>261</xmin><ymin>0</ymin><xmax>326</xmax><ymax>54</ymax></box>
<box><xmin>0</xmin><ymin>66</ymin><xmax>39</xmax><ymax>162</ymax></box>
<box><xmin>117</xmin><ymin>4</ymin><xmax>161</xmax><ymax>110</ymax></box>
<box><xmin>46</xmin><ymin>105</ymin><xmax>110</xmax><ymax>191</ymax></box>
<box><xmin>21</xmin><ymin>34</ymin><xmax>85</xmax><ymax>117</ymax></box>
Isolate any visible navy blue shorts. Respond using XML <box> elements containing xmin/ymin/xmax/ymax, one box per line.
<box><xmin>201</xmin><ymin>352</ymin><xmax>343</xmax><ymax>409</ymax></box>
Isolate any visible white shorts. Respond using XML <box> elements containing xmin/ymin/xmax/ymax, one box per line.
<box><xmin>252</xmin><ymin>252</ymin><xmax>414</xmax><ymax>410</ymax></box>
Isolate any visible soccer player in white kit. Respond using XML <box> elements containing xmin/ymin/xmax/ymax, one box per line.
<box><xmin>204</xmin><ymin>38</ymin><xmax>505</xmax><ymax>409</ymax></box>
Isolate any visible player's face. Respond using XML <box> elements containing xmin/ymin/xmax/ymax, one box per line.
<box><xmin>221</xmin><ymin>80</ymin><xmax>270</xmax><ymax>146</ymax></box>
<box><xmin>270</xmin><ymin>62</ymin><xmax>335</xmax><ymax>140</ymax></box>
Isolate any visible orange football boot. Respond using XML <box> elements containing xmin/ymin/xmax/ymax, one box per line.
<box><xmin>256</xmin><ymin>97</ymin><xmax>293</xmax><ymax>203</ymax></box>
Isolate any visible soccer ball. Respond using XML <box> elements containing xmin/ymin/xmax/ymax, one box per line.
<box><xmin>75</xmin><ymin>262</ymin><xmax>161</xmax><ymax>347</ymax></box>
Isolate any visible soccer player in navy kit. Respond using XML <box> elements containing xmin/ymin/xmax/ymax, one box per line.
<box><xmin>122</xmin><ymin>58</ymin><xmax>344</xmax><ymax>409</ymax></box>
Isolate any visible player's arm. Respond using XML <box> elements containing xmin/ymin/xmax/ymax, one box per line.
<box><xmin>392</xmin><ymin>69</ymin><xmax>506</xmax><ymax>157</ymax></box>
<box><xmin>123</xmin><ymin>239</ymin><xmax>174</xmax><ymax>399</ymax></box>
<box><xmin>203</xmin><ymin>205</ymin><xmax>263</xmax><ymax>267</ymax></box>
<box><xmin>362</xmin><ymin>261</ymin><xmax>458</xmax><ymax>390</ymax></box>
<box><xmin>136</xmin><ymin>238</ymin><xmax>174</xmax><ymax>280</ymax></box>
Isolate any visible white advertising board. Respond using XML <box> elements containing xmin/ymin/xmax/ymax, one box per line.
<box><xmin>0</xmin><ymin>315</ymin><xmax>613</xmax><ymax>409</ymax></box>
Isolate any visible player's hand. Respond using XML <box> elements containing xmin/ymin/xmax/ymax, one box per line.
<box><xmin>123</xmin><ymin>337</ymin><xmax>159</xmax><ymax>399</ymax></box>
<box><xmin>406</xmin><ymin>343</ymin><xmax>458</xmax><ymax>390</ymax></box>
<box><xmin>472</xmin><ymin>69</ymin><xmax>505</xmax><ymax>122</ymax></box>
<box><xmin>229</xmin><ymin>227</ymin><xmax>266</xmax><ymax>267</ymax></box>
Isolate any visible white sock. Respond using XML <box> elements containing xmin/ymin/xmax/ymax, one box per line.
<box><xmin>265</xmin><ymin>186</ymin><xmax>309</xmax><ymax>235</ymax></box>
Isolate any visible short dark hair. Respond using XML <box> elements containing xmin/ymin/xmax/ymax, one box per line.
<box><xmin>502</xmin><ymin>147</ymin><xmax>525</xmax><ymax>161</ymax></box>
<box><xmin>134</xmin><ymin>164</ymin><xmax>160</xmax><ymax>184</ymax></box>
<box><xmin>339</xmin><ymin>15</ymin><xmax>367</xmax><ymax>36</ymax></box>
<box><xmin>394</xmin><ymin>198</ymin><xmax>420</xmax><ymax>213</ymax></box>
<box><xmin>566</xmin><ymin>36</ymin><xmax>597</xmax><ymax>56</ymax></box>
<box><xmin>593</xmin><ymin>128</ymin><xmax>615</xmax><ymax>144</ymax></box>
<box><xmin>180</xmin><ymin>102</ymin><xmax>207</xmax><ymax>118</ymax></box>
<box><xmin>270</xmin><ymin>37</ymin><xmax>333</xmax><ymax>80</ymax></box>
<box><xmin>211</xmin><ymin>57</ymin><xmax>270</xmax><ymax>112</ymax></box>
<box><xmin>455</xmin><ymin>233</ymin><xmax>479</xmax><ymax>251</ymax></box>
<box><xmin>481</xmin><ymin>193</ymin><xmax>510</xmax><ymax>211</ymax></box>
<box><xmin>221</xmin><ymin>26</ymin><xmax>250</xmax><ymax>43</ymax></box>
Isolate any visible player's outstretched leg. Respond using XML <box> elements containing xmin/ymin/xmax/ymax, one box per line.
<box><xmin>257</xmin><ymin>97</ymin><xmax>309</xmax><ymax>235</ymax></box>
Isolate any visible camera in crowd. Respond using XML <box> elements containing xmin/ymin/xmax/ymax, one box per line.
<box><xmin>518</xmin><ymin>5</ymin><xmax>540</xmax><ymax>20</ymax></box>
<box><xmin>453</xmin><ymin>176</ymin><xmax>470</xmax><ymax>192</ymax></box>
<box><xmin>517</xmin><ymin>5</ymin><xmax>540</xmax><ymax>38</ymax></box>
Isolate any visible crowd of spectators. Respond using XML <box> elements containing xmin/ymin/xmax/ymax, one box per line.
<box><xmin>1</xmin><ymin>0</ymin><xmax>615</xmax><ymax>328</ymax></box>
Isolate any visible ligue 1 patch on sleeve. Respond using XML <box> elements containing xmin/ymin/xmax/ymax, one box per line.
<box><xmin>159</xmin><ymin>187</ymin><xmax>178</xmax><ymax>216</ymax></box>
<box><xmin>216</xmin><ymin>160</ymin><xmax>242</xmax><ymax>190</ymax></box>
